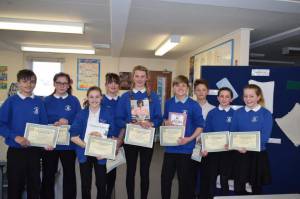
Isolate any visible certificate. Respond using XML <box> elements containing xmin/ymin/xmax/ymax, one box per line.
<box><xmin>191</xmin><ymin>143</ymin><xmax>202</xmax><ymax>162</ymax></box>
<box><xmin>24</xmin><ymin>123</ymin><xmax>59</xmax><ymax>148</ymax></box>
<box><xmin>160</xmin><ymin>125</ymin><xmax>185</xmax><ymax>146</ymax></box>
<box><xmin>106</xmin><ymin>147</ymin><xmax>126</xmax><ymax>173</ymax></box>
<box><xmin>57</xmin><ymin>125</ymin><xmax>70</xmax><ymax>145</ymax></box>
<box><xmin>229</xmin><ymin>131</ymin><xmax>261</xmax><ymax>152</ymax></box>
<box><xmin>84</xmin><ymin>122</ymin><xmax>109</xmax><ymax>143</ymax></box>
<box><xmin>169</xmin><ymin>112</ymin><xmax>187</xmax><ymax>126</ymax></box>
<box><xmin>201</xmin><ymin>131</ymin><xmax>229</xmax><ymax>152</ymax></box>
<box><xmin>85</xmin><ymin>135</ymin><xmax>117</xmax><ymax>160</ymax></box>
<box><xmin>124</xmin><ymin>124</ymin><xmax>155</xmax><ymax>148</ymax></box>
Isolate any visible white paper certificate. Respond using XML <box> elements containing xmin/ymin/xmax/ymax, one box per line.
<box><xmin>201</xmin><ymin>131</ymin><xmax>229</xmax><ymax>152</ymax></box>
<box><xmin>24</xmin><ymin>123</ymin><xmax>59</xmax><ymax>148</ymax></box>
<box><xmin>160</xmin><ymin>126</ymin><xmax>185</xmax><ymax>146</ymax></box>
<box><xmin>106</xmin><ymin>147</ymin><xmax>126</xmax><ymax>173</ymax></box>
<box><xmin>229</xmin><ymin>131</ymin><xmax>261</xmax><ymax>152</ymax></box>
<box><xmin>84</xmin><ymin>122</ymin><xmax>110</xmax><ymax>143</ymax></box>
<box><xmin>57</xmin><ymin>125</ymin><xmax>70</xmax><ymax>145</ymax></box>
<box><xmin>124</xmin><ymin>124</ymin><xmax>155</xmax><ymax>148</ymax></box>
<box><xmin>85</xmin><ymin>136</ymin><xmax>117</xmax><ymax>160</ymax></box>
<box><xmin>191</xmin><ymin>143</ymin><xmax>202</xmax><ymax>162</ymax></box>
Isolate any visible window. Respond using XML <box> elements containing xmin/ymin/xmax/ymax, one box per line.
<box><xmin>32</xmin><ymin>61</ymin><xmax>62</xmax><ymax>96</ymax></box>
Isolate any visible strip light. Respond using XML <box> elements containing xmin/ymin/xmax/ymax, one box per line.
<box><xmin>21</xmin><ymin>46</ymin><xmax>95</xmax><ymax>54</ymax></box>
<box><xmin>155</xmin><ymin>35</ymin><xmax>181</xmax><ymax>56</ymax></box>
<box><xmin>0</xmin><ymin>18</ymin><xmax>84</xmax><ymax>34</ymax></box>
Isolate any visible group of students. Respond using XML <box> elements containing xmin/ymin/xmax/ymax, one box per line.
<box><xmin>0</xmin><ymin>65</ymin><xmax>273</xmax><ymax>199</ymax></box>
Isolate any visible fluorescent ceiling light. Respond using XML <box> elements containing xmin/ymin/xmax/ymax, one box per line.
<box><xmin>0</xmin><ymin>18</ymin><xmax>84</xmax><ymax>34</ymax></box>
<box><xmin>155</xmin><ymin>35</ymin><xmax>181</xmax><ymax>56</ymax></box>
<box><xmin>21</xmin><ymin>46</ymin><xmax>95</xmax><ymax>54</ymax></box>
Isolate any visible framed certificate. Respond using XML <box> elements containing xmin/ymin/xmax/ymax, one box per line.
<box><xmin>229</xmin><ymin>131</ymin><xmax>261</xmax><ymax>152</ymax></box>
<box><xmin>57</xmin><ymin>125</ymin><xmax>70</xmax><ymax>145</ymax></box>
<box><xmin>85</xmin><ymin>136</ymin><xmax>117</xmax><ymax>160</ymax></box>
<box><xmin>124</xmin><ymin>124</ymin><xmax>155</xmax><ymax>148</ymax></box>
<box><xmin>191</xmin><ymin>143</ymin><xmax>202</xmax><ymax>162</ymax></box>
<box><xmin>106</xmin><ymin>147</ymin><xmax>126</xmax><ymax>173</ymax></box>
<box><xmin>24</xmin><ymin>123</ymin><xmax>59</xmax><ymax>148</ymax></box>
<box><xmin>201</xmin><ymin>131</ymin><xmax>229</xmax><ymax>152</ymax></box>
<box><xmin>159</xmin><ymin>125</ymin><xmax>185</xmax><ymax>146</ymax></box>
<box><xmin>169</xmin><ymin>112</ymin><xmax>187</xmax><ymax>126</ymax></box>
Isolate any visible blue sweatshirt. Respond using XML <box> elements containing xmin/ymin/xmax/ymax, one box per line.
<box><xmin>69</xmin><ymin>107</ymin><xmax>116</xmax><ymax>165</ymax></box>
<box><xmin>163</xmin><ymin>97</ymin><xmax>204</xmax><ymax>154</ymax></box>
<box><xmin>204</xmin><ymin>107</ymin><xmax>234</xmax><ymax>132</ymax></box>
<box><xmin>101</xmin><ymin>95</ymin><xmax>120</xmax><ymax>137</ymax></box>
<box><xmin>44</xmin><ymin>94</ymin><xmax>81</xmax><ymax>150</ymax></box>
<box><xmin>0</xmin><ymin>94</ymin><xmax>48</xmax><ymax>148</ymax></box>
<box><xmin>116</xmin><ymin>90</ymin><xmax>162</xmax><ymax>128</ymax></box>
<box><xmin>230</xmin><ymin>106</ymin><xmax>273</xmax><ymax>151</ymax></box>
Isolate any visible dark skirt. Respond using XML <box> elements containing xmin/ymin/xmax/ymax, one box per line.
<box><xmin>232</xmin><ymin>150</ymin><xmax>272</xmax><ymax>186</ymax></box>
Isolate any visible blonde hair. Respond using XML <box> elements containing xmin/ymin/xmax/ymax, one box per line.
<box><xmin>172</xmin><ymin>75</ymin><xmax>189</xmax><ymax>88</ymax></box>
<box><xmin>131</xmin><ymin>65</ymin><xmax>152</xmax><ymax>102</ymax></box>
<box><xmin>244</xmin><ymin>84</ymin><xmax>265</xmax><ymax>106</ymax></box>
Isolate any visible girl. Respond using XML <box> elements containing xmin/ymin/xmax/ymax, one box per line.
<box><xmin>200</xmin><ymin>87</ymin><xmax>235</xmax><ymax>198</ymax></box>
<box><xmin>161</xmin><ymin>75</ymin><xmax>204</xmax><ymax>199</ymax></box>
<box><xmin>70</xmin><ymin>86</ymin><xmax>115</xmax><ymax>199</ymax></box>
<box><xmin>41</xmin><ymin>72</ymin><xmax>81</xmax><ymax>199</ymax></box>
<box><xmin>230</xmin><ymin>84</ymin><xmax>272</xmax><ymax>195</ymax></box>
<box><xmin>101</xmin><ymin>73</ymin><xmax>122</xmax><ymax>199</ymax></box>
<box><xmin>116</xmin><ymin>65</ymin><xmax>162</xmax><ymax>199</ymax></box>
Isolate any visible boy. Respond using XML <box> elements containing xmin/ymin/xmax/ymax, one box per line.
<box><xmin>0</xmin><ymin>69</ymin><xmax>48</xmax><ymax>199</ymax></box>
<box><xmin>161</xmin><ymin>75</ymin><xmax>204</xmax><ymax>199</ymax></box>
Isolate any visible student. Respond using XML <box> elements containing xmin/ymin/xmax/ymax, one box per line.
<box><xmin>193</xmin><ymin>79</ymin><xmax>215</xmax><ymax>198</ymax></box>
<box><xmin>0</xmin><ymin>69</ymin><xmax>48</xmax><ymax>199</ymax></box>
<box><xmin>194</xmin><ymin>79</ymin><xmax>215</xmax><ymax>120</ymax></box>
<box><xmin>70</xmin><ymin>86</ymin><xmax>115</xmax><ymax>199</ymax></box>
<box><xmin>200</xmin><ymin>87</ymin><xmax>235</xmax><ymax>199</ymax></box>
<box><xmin>101</xmin><ymin>73</ymin><xmax>122</xmax><ymax>199</ymax></box>
<box><xmin>161</xmin><ymin>75</ymin><xmax>204</xmax><ymax>199</ymax></box>
<box><xmin>230</xmin><ymin>84</ymin><xmax>272</xmax><ymax>195</ymax></box>
<box><xmin>41</xmin><ymin>72</ymin><xmax>81</xmax><ymax>199</ymax></box>
<box><xmin>116</xmin><ymin>65</ymin><xmax>162</xmax><ymax>199</ymax></box>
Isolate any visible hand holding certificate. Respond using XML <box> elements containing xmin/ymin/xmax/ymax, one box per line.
<box><xmin>229</xmin><ymin>131</ymin><xmax>261</xmax><ymax>152</ymax></box>
<box><xmin>201</xmin><ymin>131</ymin><xmax>229</xmax><ymax>152</ymax></box>
<box><xmin>124</xmin><ymin>124</ymin><xmax>155</xmax><ymax>148</ymax></box>
<box><xmin>24</xmin><ymin>123</ymin><xmax>59</xmax><ymax>148</ymax></box>
<box><xmin>85</xmin><ymin>135</ymin><xmax>117</xmax><ymax>160</ymax></box>
<box><xmin>160</xmin><ymin>126</ymin><xmax>185</xmax><ymax>146</ymax></box>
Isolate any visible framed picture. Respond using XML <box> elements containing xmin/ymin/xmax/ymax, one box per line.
<box><xmin>119</xmin><ymin>72</ymin><xmax>132</xmax><ymax>90</ymax></box>
<box><xmin>77</xmin><ymin>59</ymin><xmax>100</xmax><ymax>90</ymax></box>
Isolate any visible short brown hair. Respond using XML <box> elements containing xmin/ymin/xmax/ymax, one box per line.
<box><xmin>194</xmin><ymin>79</ymin><xmax>209</xmax><ymax>90</ymax></box>
<box><xmin>173</xmin><ymin>75</ymin><xmax>189</xmax><ymax>87</ymax></box>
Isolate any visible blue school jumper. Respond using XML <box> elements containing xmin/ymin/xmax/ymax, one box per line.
<box><xmin>116</xmin><ymin>90</ymin><xmax>162</xmax><ymax>128</ymax></box>
<box><xmin>204</xmin><ymin>106</ymin><xmax>234</xmax><ymax>132</ymax></box>
<box><xmin>230</xmin><ymin>106</ymin><xmax>273</xmax><ymax>151</ymax></box>
<box><xmin>163</xmin><ymin>96</ymin><xmax>204</xmax><ymax>154</ymax></box>
<box><xmin>0</xmin><ymin>94</ymin><xmax>48</xmax><ymax>147</ymax></box>
<box><xmin>101</xmin><ymin>95</ymin><xmax>120</xmax><ymax>137</ymax></box>
<box><xmin>69</xmin><ymin>107</ymin><xmax>115</xmax><ymax>165</ymax></box>
<box><xmin>44</xmin><ymin>94</ymin><xmax>81</xmax><ymax>150</ymax></box>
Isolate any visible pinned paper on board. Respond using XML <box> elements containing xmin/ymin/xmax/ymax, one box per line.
<box><xmin>275</xmin><ymin>103</ymin><xmax>300</xmax><ymax>146</ymax></box>
<box><xmin>216</xmin><ymin>78</ymin><xmax>238</xmax><ymax>100</ymax></box>
<box><xmin>249</xmin><ymin>80</ymin><xmax>275</xmax><ymax>113</ymax></box>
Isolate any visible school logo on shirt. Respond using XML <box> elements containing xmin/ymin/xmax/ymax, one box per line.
<box><xmin>226</xmin><ymin>116</ymin><xmax>232</xmax><ymax>123</ymax></box>
<box><xmin>65</xmin><ymin>105</ymin><xmax>72</xmax><ymax>111</ymax></box>
<box><xmin>33</xmin><ymin>106</ymin><xmax>39</xmax><ymax>115</ymax></box>
<box><xmin>251</xmin><ymin>116</ymin><xmax>258</xmax><ymax>123</ymax></box>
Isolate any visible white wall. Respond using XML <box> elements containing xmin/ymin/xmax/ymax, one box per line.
<box><xmin>176</xmin><ymin>28</ymin><xmax>252</xmax><ymax>78</ymax></box>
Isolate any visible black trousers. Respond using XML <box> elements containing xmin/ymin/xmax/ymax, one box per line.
<box><xmin>79</xmin><ymin>157</ymin><xmax>107</xmax><ymax>199</ymax></box>
<box><xmin>40</xmin><ymin>150</ymin><xmax>77</xmax><ymax>199</ymax></box>
<box><xmin>161</xmin><ymin>153</ymin><xmax>194</xmax><ymax>199</ymax></box>
<box><xmin>7</xmin><ymin>147</ymin><xmax>41</xmax><ymax>199</ymax></box>
<box><xmin>106</xmin><ymin>168</ymin><xmax>117</xmax><ymax>199</ymax></box>
<box><xmin>124</xmin><ymin>144</ymin><xmax>153</xmax><ymax>199</ymax></box>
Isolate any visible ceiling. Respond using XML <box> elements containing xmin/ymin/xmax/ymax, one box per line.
<box><xmin>0</xmin><ymin>0</ymin><xmax>300</xmax><ymax>61</ymax></box>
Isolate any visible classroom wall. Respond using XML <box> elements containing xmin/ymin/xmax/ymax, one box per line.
<box><xmin>176</xmin><ymin>28</ymin><xmax>252</xmax><ymax>78</ymax></box>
